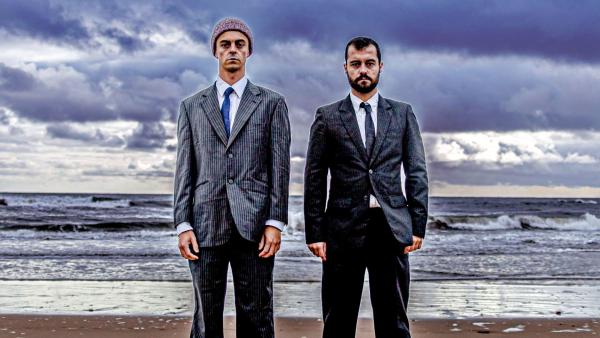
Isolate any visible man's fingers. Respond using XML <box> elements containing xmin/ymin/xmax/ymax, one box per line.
<box><xmin>179</xmin><ymin>242</ymin><xmax>198</xmax><ymax>260</ymax></box>
<box><xmin>316</xmin><ymin>245</ymin><xmax>325</xmax><ymax>261</ymax></box>
<box><xmin>260</xmin><ymin>240</ymin><xmax>278</xmax><ymax>258</ymax></box>
<box><xmin>307</xmin><ymin>242</ymin><xmax>326</xmax><ymax>261</ymax></box>
<box><xmin>184</xmin><ymin>245</ymin><xmax>199</xmax><ymax>260</ymax></box>
<box><xmin>258</xmin><ymin>235</ymin><xmax>266</xmax><ymax>251</ymax></box>
<box><xmin>178</xmin><ymin>233</ymin><xmax>199</xmax><ymax>260</ymax></box>
<box><xmin>259</xmin><ymin>239</ymin><xmax>273</xmax><ymax>258</ymax></box>
<box><xmin>266</xmin><ymin>242</ymin><xmax>278</xmax><ymax>258</ymax></box>
<box><xmin>191</xmin><ymin>236</ymin><xmax>200</xmax><ymax>254</ymax></box>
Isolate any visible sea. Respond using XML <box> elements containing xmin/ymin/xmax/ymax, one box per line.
<box><xmin>1</xmin><ymin>193</ymin><xmax>599</xmax><ymax>283</ymax></box>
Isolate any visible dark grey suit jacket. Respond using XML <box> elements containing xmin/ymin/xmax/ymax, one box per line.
<box><xmin>174</xmin><ymin>80</ymin><xmax>290</xmax><ymax>247</ymax></box>
<box><xmin>304</xmin><ymin>95</ymin><xmax>428</xmax><ymax>248</ymax></box>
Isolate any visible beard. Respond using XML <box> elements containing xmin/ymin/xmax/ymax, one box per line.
<box><xmin>348</xmin><ymin>72</ymin><xmax>380</xmax><ymax>93</ymax></box>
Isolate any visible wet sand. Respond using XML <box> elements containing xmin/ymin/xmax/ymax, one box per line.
<box><xmin>0</xmin><ymin>315</ymin><xmax>598</xmax><ymax>337</ymax></box>
<box><xmin>1</xmin><ymin>279</ymin><xmax>598</xmax><ymax>318</ymax></box>
<box><xmin>2</xmin><ymin>279</ymin><xmax>598</xmax><ymax>337</ymax></box>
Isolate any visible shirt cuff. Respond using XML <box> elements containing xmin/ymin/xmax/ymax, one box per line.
<box><xmin>265</xmin><ymin>219</ymin><xmax>285</xmax><ymax>232</ymax></box>
<box><xmin>176</xmin><ymin>222</ymin><xmax>193</xmax><ymax>235</ymax></box>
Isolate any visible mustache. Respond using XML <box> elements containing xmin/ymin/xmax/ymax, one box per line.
<box><xmin>355</xmin><ymin>75</ymin><xmax>372</xmax><ymax>82</ymax></box>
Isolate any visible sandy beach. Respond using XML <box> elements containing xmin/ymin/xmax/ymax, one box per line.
<box><xmin>1</xmin><ymin>315</ymin><xmax>598</xmax><ymax>337</ymax></box>
<box><xmin>1</xmin><ymin>279</ymin><xmax>599</xmax><ymax>337</ymax></box>
<box><xmin>1</xmin><ymin>279</ymin><xmax>598</xmax><ymax>318</ymax></box>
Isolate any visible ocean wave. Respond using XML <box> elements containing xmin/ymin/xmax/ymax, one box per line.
<box><xmin>428</xmin><ymin>213</ymin><xmax>600</xmax><ymax>231</ymax></box>
<box><xmin>0</xmin><ymin>195</ymin><xmax>173</xmax><ymax>209</ymax></box>
<box><xmin>557</xmin><ymin>199</ymin><xmax>598</xmax><ymax>205</ymax></box>
<box><xmin>128</xmin><ymin>200</ymin><xmax>172</xmax><ymax>208</ymax></box>
<box><xmin>0</xmin><ymin>221</ymin><xmax>173</xmax><ymax>232</ymax></box>
<box><xmin>286</xmin><ymin>211</ymin><xmax>305</xmax><ymax>233</ymax></box>
<box><xmin>91</xmin><ymin>196</ymin><xmax>122</xmax><ymax>202</ymax></box>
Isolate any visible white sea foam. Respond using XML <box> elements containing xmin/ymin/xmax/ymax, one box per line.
<box><xmin>503</xmin><ymin>324</ymin><xmax>525</xmax><ymax>333</ymax></box>
<box><xmin>433</xmin><ymin>213</ymin><xmax>600</xmax><ymax>231</ymax></box>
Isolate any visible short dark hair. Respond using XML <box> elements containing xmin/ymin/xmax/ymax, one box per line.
<box><xmin>345</xmin><ymin>37</ymin><xmax>381</xmax><ymax>63</ymax></box>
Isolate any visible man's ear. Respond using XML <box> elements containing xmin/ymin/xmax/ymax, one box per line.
<box><xmin>343</xmin><ymin>63</ymin><xmax>347</xmax><ymax>74</ymax></box>
<box><xmin>379</xmin><ymin>61</ymin><xmax>384</xmax><ymax>73</ymax></box>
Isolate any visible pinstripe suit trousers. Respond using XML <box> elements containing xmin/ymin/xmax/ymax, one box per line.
<box><xmin>188</xmin><ymin>201</ymin><xmax>275</xmax><ymax>338</ymax></box>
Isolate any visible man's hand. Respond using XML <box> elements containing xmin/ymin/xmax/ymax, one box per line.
<box><xmin>403</xmin><ymin>236</ymin><xmax>423</xmax><ymax>254</ymax></box>
<box><xmin>178</xmin><ymin>230</ymin><xmax>199</xmax><ymax>260</ymax></box>
<box><xmin>308</xmin><ymin>242</ymin><xmax>327</xmax><ymax>262</ymax></box>
<box><xmin>258</xmin><ymin>226</ymin><xmax>281</xmax><ymax>258</ymax></box>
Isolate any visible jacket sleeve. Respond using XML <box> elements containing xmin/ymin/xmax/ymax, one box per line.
<box><xmin>402</xmin><ymin>104</ymin><xmax>429</xmax><ymax>238</ymax></box>
<box><xmin>173</xmin><ymin>101</ymin><xmax>197</xmax><ymax>228</ymax></box>
<box><xmin>304</xmin><ymin>108</ymin><xmax>329</xmax><ymax>244</ymax></box>
<box><xmin>268</xmin><ymin>97</ymin><xmax>291</xmax><ymax>225</ymax></box>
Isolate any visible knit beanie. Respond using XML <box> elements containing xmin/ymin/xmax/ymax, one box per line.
<box><xmin>210</xmin><ymin>18</ymin><xmax>253</xmax><ymax>56</ymax></box>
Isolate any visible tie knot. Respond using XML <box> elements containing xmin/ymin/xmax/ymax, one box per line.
<box><xmin>360</xmin><ymin>102</ymin><xmax>372</xmax><ymax>114</ymax></box>
<box><xmin>224</xmin><ymin>87</ymin><xmax>234</xmax><ymax>97</ymax></box>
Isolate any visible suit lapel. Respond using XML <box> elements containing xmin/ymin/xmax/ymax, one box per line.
<box><xmin>200</xmin><ymin>84</ymin><xmax>228</xmax><ymax>146</ymax></box>
<box><xmin>227</xmin><ymin>80</ymin><xmax>261</xmax><ymax>149</ymax></box>
<box><xmin>369</xmin><ymin>95</ymin><xmax>393</xmax><ymax>165</ymax></box>
<box><xmin>338</xmin><ymin>95</ymin><xmax>369</xmax><ymax>163</ymax></box>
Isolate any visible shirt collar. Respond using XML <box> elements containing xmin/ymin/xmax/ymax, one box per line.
<box><xmin>216</xmin><ymin>75</ymin><xmax>248</xmax><ymax>98</ymax></box>
<box><xmin>350</xmin><ymin>90</ymin><xmax>379</xmax><ymax>114</ymax></box>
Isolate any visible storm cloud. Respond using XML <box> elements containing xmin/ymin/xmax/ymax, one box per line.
<box><xmin>0</xmin><ymin>0</ymin><xmax>599</xmax><ymax>194</ymax></box>
<box><xmin>24</xmin><ymin>0</ymin><xmax>598</xmax><ymax>63</ymax></box>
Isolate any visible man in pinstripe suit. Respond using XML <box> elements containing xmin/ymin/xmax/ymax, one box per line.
<box><xmin>304</xmin><ymin>37</ymin><xmax>428</xmax><ymax>337</ymax></box>
<box><xmin>173</xmin><ymin>18</ymin><xmax>290</xmax><ymax>338</ymax></box>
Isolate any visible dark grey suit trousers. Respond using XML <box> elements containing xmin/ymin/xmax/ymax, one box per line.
<box><xmin>188</xmin><ymin>202</ymin><xmax>275</xmax><ymax>338</ymax></box>
<box><xmin>322</xmin><ymin>208</ymin><xmax>411</xmax><ymax>338</ymax></box>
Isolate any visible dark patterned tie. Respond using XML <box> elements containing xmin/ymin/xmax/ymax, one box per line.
<box><xmin>221</xmin><ymin>87</ymin><xmax>234</xmax><ymax>137</ymax></box>
<box><xmin>360</xmin><ymin>102</ymin><xmax>376</xmax><ymax>159</ymax></box>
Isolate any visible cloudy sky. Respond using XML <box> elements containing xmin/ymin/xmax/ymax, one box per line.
<box><xmin>1</xmin><ymin>0</ymin><xmax>599</xmax><ymax>196</ymax></box>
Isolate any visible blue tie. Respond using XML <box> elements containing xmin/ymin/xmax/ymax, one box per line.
<box><xmin>221</xmin><ymin>87</ymin><xmax>234</xmax><ymax>137</ymax></box>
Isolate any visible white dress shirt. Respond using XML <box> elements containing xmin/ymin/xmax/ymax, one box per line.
<box><xmin>349</xmin><ymin>91</ymin><xmax>381</xmax><ymax>208</ymax></box>
<box><xmin>176</xmin><ymin>76</ymin><xmax>285</xmax><ymax>235</ymax></box>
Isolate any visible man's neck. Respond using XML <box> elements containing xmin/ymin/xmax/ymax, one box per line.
<box><xmin>219</xmin><ymin>69</ymin><xmax>245</xmax><ymax>85</ymax></box>
<box><xmin>351</xmin><ymin>88</ymin><xmax>378</xmax><ymax>102</ymax></box>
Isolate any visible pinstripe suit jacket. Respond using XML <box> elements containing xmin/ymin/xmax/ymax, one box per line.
<box><xmin>304</xmin><ymin>95</ymin><xmax>428</xmax><ymax>248</ymax></box>
<box><xmin>174</xmin><ymin>80</ymin><xmax>290</xmax><ymax>247</ymax></box>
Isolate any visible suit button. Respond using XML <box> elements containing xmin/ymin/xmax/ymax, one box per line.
<box><xmin>368</xmin><ymin>169</ymin><xmax>373</xmax><ymax>174</ymax></box>
<box><xmin>227</xmin><ymin>179</ymin><xmax>234</xmax><ymax>184</ymax></box>
<box><xmin>228</xmin><ymin>153</ymin><xmax>233</xmax><ymax>158</ymax></box>
<box><xmin>364</xmin><ymin>195</ymin><xmax>369</xmax><ymax>201</ymax></box>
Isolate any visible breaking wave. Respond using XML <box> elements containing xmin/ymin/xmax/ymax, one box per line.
<box><xmin>428</xmin><ymin>213</ymin><xmax>600</xmax><ymax>231</ymax></box>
